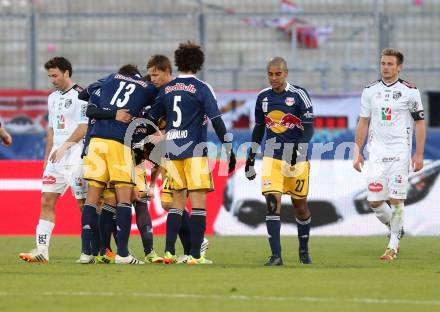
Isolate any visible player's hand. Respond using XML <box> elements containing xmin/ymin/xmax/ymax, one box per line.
<box><xmin>0</xmin><ymin>128</ymin><xmax>12</xmax><ymax>146</ymax></box>
<box><xmin>353</xmin><ymin>154</ymin><xmax>364</xmax><ymax>172</ymax></box>
<box><xmin>50</xmin><ymin>142</ymin><xmax>74</xmax><ymax>162</ymax></box>
<box><xmin>228</xmin><ymin>150</ymin><xmax>236</xmax><ymax>174</ymax></box>
<box><xmin>146</xmin><ymin>186</ymin><xmax>155</xmax><ymax>200</ymax></box>
<box><xmin>245</xmin><ymin>154</ymin><xmax>256</xmax><ymax>180</ymax></box>
<box><xmin>116</xmin><ymin>109</ymin><xmax>132</xmax><ymax>123</ymax></box>
<box><xmin>132</xmin><ymin>188</ymin><xmax>142</xmax><ymax>202</ymax></box>
<box><xmin>49</xmin><ymin>146</ymin><xmax>66</xmax><ymax>162</ymax></box>
<box><xmin>147</xmin><ymin>131</ymin><xmax>166</xmax><ymax>145</ymax></box>
<box><xmin>290</xmin><ymin>145</ymin><xmax>299</xmax><ymax>167</ymax></box>
<box><xmin>412</xmin><ymin>153</ymin><xmax>424</xmax><ymax>172</ymax></box>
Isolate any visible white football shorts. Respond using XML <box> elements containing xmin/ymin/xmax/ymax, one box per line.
<box><xmin>41</xmin><ymin>143</ymin><xmax>87</xmax><ymax>199</ymax></box>
<box><xmin>366</xmin><ymin>153</ymin><xmax>410</xmax><ymax>201</ymax></box>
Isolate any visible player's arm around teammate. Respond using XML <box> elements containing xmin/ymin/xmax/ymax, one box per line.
<box><xmin>146</xmin><ymin>43</ymin><xmax>235</xmax><ymax>264</ymax></box>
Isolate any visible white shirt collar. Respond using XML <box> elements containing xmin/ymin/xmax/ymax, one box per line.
<box><xmin>178</xmin><ymin>74</ymin><xmax>196</xmax><ymax>78</ymax></box>
<box><xmin>285</xmin><ymin>82</ymin><xmax>291</xmax><ymax>91</ymax></box>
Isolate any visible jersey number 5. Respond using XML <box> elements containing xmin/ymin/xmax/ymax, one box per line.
<box><xmin>110</xmin><ymin>81</ymin><xmax>136</xmax><ymax>108</ymax></box>
<box><xmin>173</xmin><ymin>95</ymin><xmax>182</xmax><ymax>127</ymax></box>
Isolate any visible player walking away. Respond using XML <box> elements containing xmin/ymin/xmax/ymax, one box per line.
<box><xmin>19</xmin><ymin>57</ymin><xmax>88</xmax><ymax>262</ymax></box>
<box><xmin>0</xmin><ymin>122</ymin><xmax>12</xmax><ymax>146</ymax></box>
<box><xmin>80</xmin><ymin>64</ymin><xmax>158</xmax><ymax>264</ymax></box>
<box><xmin>245</xmin><ymin>57</ymin><xmax>314</xmax><ymax>266</ymax></box>
<box><xmin>353</xmin><ymin>48</ymin><xmax>426</xmax><ymax>260</ymax></box>
<box><xmin>147</xmin><ymin>42</ymin><xmax>236</xmax><ymax>265</ymax></box>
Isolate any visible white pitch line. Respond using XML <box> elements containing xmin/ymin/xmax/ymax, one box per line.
<box><xmin>0</xmin><ymin>291</ymin><xmax>439</xmax><ymax>306</ymax></box>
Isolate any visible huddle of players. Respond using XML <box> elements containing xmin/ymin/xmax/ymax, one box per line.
<box><xmin>78</xmin><ymin>43</ymin><xmax>226</xmax><ymax>264</ymax></box>
<box><xmin>18</xmin><ymin>43</ymin><xmax>232</xmax><ymax>265</ymax></box>
<box><xmin>19</xmin><ymin>42</ymin><xmax>316</xmax><ymax>266</ymax></box>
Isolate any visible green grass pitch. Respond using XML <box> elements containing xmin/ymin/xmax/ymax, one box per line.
<box><xmin>1</xmin><ymin>236</ymin><xmax>439</xmax><ymax>312</ymax></box>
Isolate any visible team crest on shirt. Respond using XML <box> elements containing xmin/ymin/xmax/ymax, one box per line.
<box><xmin>285</xmin><ymin>97</ymin><xmax>295</xmax><ymax>106</ymax></box>
<box><xmin>64</xmin><ymin>99</ymin><xmax>72</xmax><ymax>109</ymax></box>
<box><xmin>393</xmin><ymin>91</ymin><xmax>402</xmax><ymax>100</ymax></box>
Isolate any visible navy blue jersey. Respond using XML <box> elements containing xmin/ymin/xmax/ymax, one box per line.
<box><xmin>89</xmin><ymin>73</ymin><xmax>158</xmax><ymax>144</ymax></box>
<box><xmin>148</xmin><ymin>75</ymin><xmax>222</xmax><ymax>160</ymax></box>
<box><xmin>255</xmin><ymin>82</ymin><xmax>314</xmax><ymax>160</ymax></box>
<box><xmin>81</xmin><ymin>87</ymin><xmax>101</xmax><ymax>157</ymax></box>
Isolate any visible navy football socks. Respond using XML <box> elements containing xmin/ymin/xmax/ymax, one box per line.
<box><xmin>179</xmin><ymin>209</ymin><xmax>192</xmax><ymax>255</ymax></box>
<box><xmin>116</xmin><ymin>203</ymin><xmax>133</xmax><ymax>257</ymax></box>
<box><xmin>81</xmin><ymin>203</ymin><xmax>98</xmax><ymax>255</ymax></box>
<box><xmin>266</xmin><ymin>213</ymin><xmax>281</xmax><ymax>257</ymax></box>
<box><xmin>296</xmin><ymin>217</ymin><xmax>311</xmax><ymax>253</ymax></box>
<box><xmin>165</xmin><ymin>208</ymin><xmax>183</xmax><ymax>255</ymax></box>
<box><xmin>190</xmin><ymin>208</ymin><xmax>206</xmax><ymax>259</ymax></box>
<box><xmin>134</xmin><ymin>198</ymin><xmax>153</xmax><ymax>255</ymax></box>
<box><xmin>99</xmin><ymin>204</ymin><xmax>116</xmax><ymax>255</ymax></box>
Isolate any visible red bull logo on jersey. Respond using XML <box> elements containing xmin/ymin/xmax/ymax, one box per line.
<box><xmin>264</xmin><ymin>110</ymin><xmax>303</xmax><ymax>134</ymax></box>
<box><xmin>164</xmin><ymin>83</ymin><xmax>196</xmax><ymax>94</ymax></box>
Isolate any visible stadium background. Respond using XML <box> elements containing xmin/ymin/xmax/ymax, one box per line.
<box><xmin>0</xmin><ymin>0</ymin><xmax>439</xmax><ymax>236</ymax></box>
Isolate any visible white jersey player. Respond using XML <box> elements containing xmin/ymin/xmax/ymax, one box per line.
<box><xmin>19</xmin><ymin>57</ymin><xmax>88</xmax><ymax>262</ymax></box>
<box><xmin>354</xmin><ymin>48</ymin><xmax>426</xmax><ymax>260</ymax></box>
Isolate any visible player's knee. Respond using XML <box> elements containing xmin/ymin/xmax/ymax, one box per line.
<box><xmin>41</xmin><ymin>194</ymin><xmax>57</xmax><ymax>211</ymax></box>
<box><xmin>369</xmin><ymin>200</ymin><xmax>384</xmax><ymax>208</ymax></box>
<box><xmin>294</xmin><ymin>204</ymin><xmax>309</xmax><ymax>216</ymax></box>
<box><xmin>389</xmin><ymin>198</ymin><xmax>403</xmax><ymax>206</ymax></box>
<box><xmin>265</xmin><ymin>193</ymin><xmax>279</xmax><ymax>214</ymax></box>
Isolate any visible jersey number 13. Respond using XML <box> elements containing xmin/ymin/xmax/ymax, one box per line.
<box><xmin>110</xmin><ymin>81</ymin><xmax>136</xmax><ymax>108</ymax></box>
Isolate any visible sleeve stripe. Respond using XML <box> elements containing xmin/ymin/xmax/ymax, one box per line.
<box><xmin>195</xmin><ymin>77</ymin><xmax>217</xmax><ymax>100</ymax></box>
<box><xmin>289</xmin><ymin>86</ymin><xmax>312</xmax><ymax>108</ymax></box>
<box><xmin>257</xmin><ymin>87</ymin><xmax>271</xmax><ymax>96</ymax></box>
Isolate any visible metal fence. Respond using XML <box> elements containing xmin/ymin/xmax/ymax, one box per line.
<box><xmin>1</xmin><ymin>0</ymin><xmax>439</xmax><ymax>93</ymax></box>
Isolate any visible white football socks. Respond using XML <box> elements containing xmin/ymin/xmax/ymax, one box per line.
<box><xmin>371</xmin><ymin>202</ymin><xmax>392</xmax><ymax>226</ymax></box>
<box><xmin>388</xmin><ymin>203</ymin><xmax>404</xmax><ymax>251</ymax></box>
<box><xmin>36</xmin><ymin>219</ymin><xmax>55</xmax><ymax>253</ymax></box>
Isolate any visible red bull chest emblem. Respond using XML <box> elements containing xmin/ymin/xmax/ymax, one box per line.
<box><xmin>264</xmin><ymin>110</ymin><xmax>303</xmax><ymax>133</ymax></box>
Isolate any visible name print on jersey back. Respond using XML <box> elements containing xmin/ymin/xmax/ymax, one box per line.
<box><xmin>149</xmin><ymin>75</ymin><xmax>222</xmax><ymax>160</ymax></box>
